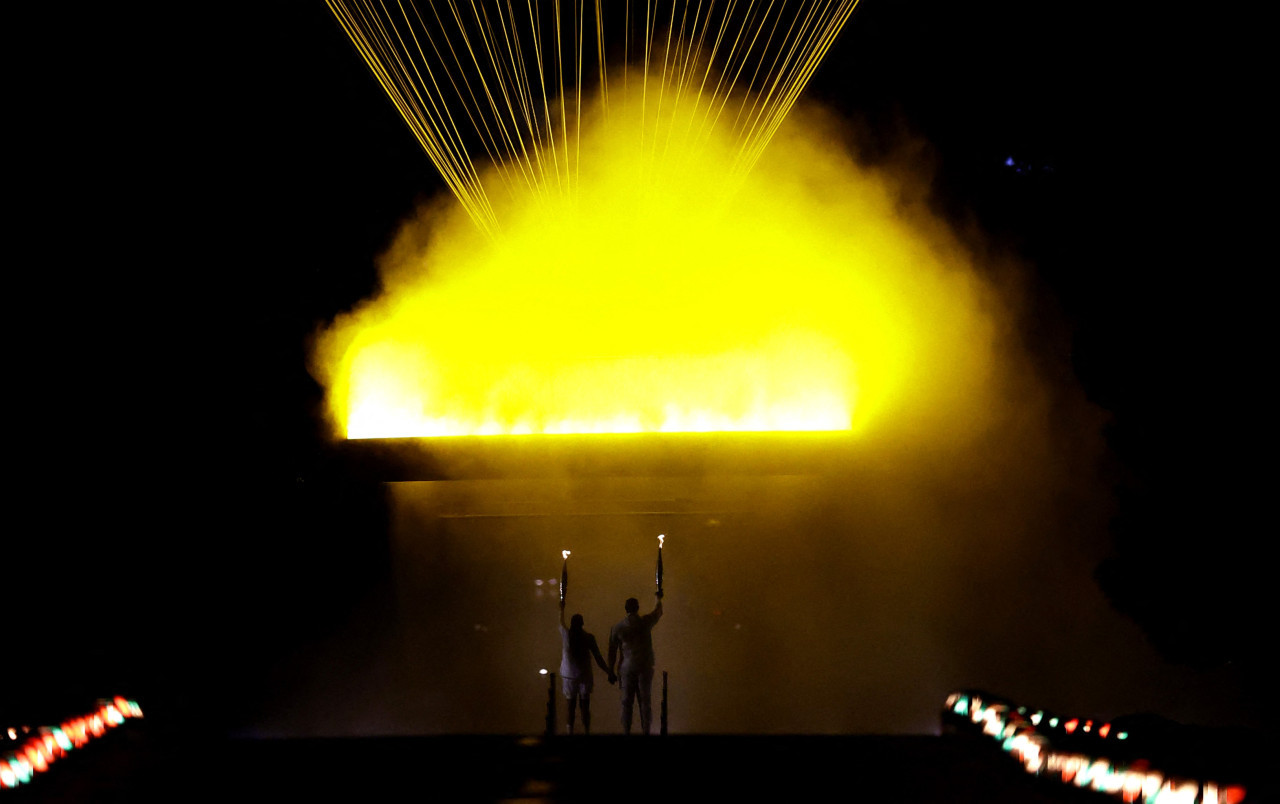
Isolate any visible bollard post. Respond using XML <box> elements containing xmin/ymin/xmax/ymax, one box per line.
<box><xmin>545</xmin><ymin>672</ymin><xmax>556</xmax><ymax>737</ymax></box>
<box><xmin>660</xmin><ymin>671</ymin><xmax>668</xmax><ymax>735</ymax></box>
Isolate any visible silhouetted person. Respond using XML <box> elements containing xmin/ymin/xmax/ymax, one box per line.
<box><xmin>608</xmin><ymin>593</ymin><xmax>663</xmax><ymax>735</ymax></box>
<box><xmin>559</xmin><ymin>601</ymin><xmax>614</xmax><ymax>734</ymax></box>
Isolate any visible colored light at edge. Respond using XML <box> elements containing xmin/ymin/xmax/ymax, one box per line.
<box><xmin>2</xmin><ymin>698</ymin><xmax>142</xmax><ymax>788</ymax></box>
<box><xmin>946</xmin><ymin>692</ymin><xmax>1250</xmax><ymax>804</ymax></box>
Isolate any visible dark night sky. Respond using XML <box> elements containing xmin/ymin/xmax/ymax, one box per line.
<box><xmin>8</xmin><ymin>2</ymin><xmax>1267</xmax><ymax>734</ymax></box>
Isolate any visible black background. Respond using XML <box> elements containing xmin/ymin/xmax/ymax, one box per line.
<box><xmin>7</xmin><ymin>1</ymin><xmax>1267</xmax><ymax>732</ymax></box>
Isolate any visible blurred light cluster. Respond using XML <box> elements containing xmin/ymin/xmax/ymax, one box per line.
<box><xmin>1</xmin><ymin>697</ymin><xmax>142</xmax><ymax>790</ymax></box>
<box><xmin>1002</xmin><ymin>155</ymin><xmax>1054</xmax><ymax>175</ymax></box>
<box><xmin>942</xmin><ymin>692</ymin><xmax>1248</xmax><ymax>803</ymax></box>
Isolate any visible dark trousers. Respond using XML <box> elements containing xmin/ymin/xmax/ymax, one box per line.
<box><xmin>619</xmin><ymin>665</ymin><xmax>654</xmax><ymax>734</ymax></box>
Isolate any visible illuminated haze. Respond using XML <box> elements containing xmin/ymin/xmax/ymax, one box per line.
<box><xmin>281</xmin><ymin>77</ymin><xmax>1241</xmax><ymax>737</ymax></box>
<box><xmin>313</xmin><ymin>82</ymin><xmax>993</xmax><ymax>442</ymax></box>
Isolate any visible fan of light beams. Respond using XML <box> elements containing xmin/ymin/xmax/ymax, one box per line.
<box><xmin>314</xmin><ymin>0</ymin><xmax>987</xmax><ymax>442</ymax></box>
<box><xmin>328</xmin><ymin>0</ymin><xmax>859</xmax><ymax>236</ymax></box>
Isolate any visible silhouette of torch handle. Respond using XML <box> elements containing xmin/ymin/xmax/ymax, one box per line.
<box><xmin>656</xmin><ymin>545</ymin><xmax>664</xmax><ymax>598</ymax></box>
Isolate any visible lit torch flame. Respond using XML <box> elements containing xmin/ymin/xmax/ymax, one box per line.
<box><xmin>563</xmin><ymin>550</ymin><xmax>571</xmax><ymax>560</ymax></box>
<box><xmin>658</xmin><ymin>534</ymin><xmax>665</xmax><ymax>549</ymax></box>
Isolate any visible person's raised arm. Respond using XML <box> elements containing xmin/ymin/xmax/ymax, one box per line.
<box><xmin>646</xmin><ymin>594</ymin><xmax>664</xmax><ymax>625</ymax></box>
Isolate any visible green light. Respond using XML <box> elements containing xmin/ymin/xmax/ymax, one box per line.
<box><xmin>1116</xmin><ymin>732</ymin><xmax>1128</xmax><ymax>740</ymax></box>
<box><xmin>52</xmin><ymin>729</ymin><xmax>72</xmax><ymax>751</ymax></box>
<box><xmin>1049</xmin><ymin>717</ymin><xmax>1059</xmax><ymax>727</ymax></box>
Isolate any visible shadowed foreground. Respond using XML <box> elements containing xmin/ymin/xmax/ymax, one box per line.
<box><xmin>24</xmin><ymin>730</ymin><xmax>1113</xmax><ymax>802</ymax></box>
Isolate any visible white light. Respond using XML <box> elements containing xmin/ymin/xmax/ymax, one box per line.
<box><xmin>658</xmin><ymin>534</ymin><xmax>665</xmax><ymax>548</ymax></box>
<box><xmin>539</xmin><ymin>668</ymin><xmax>548</xmax><ymax>675</ymax></box>
<box><xmin>563</xmin><ymin>550</ymin><xmax>570</xmax><ymax>560</ymax></box>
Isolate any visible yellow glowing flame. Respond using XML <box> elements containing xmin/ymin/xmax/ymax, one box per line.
<box><xmin>562</xmin><ymin>550</ymin><xmax>571</xmax><ymax>560</ymax></box>
<box><xmin>315</xmin><ymin>84</ymin><xmax>997</xmax><ymax>442</ymax></box>
<box><xmin>658</xmin><ymin>534</ymin><xmax>665</xmax><ymax>548</ymax></box>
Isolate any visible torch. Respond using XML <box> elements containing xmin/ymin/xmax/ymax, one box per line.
<box><xmin>560</xmin><ymin>550</ymin><xmax>570</xmax><ymax>606</ymax></box>
<box><xmin>656</xmin><ymin>534</ymin><xmax>664</xmax><ymax>598</ymax></box>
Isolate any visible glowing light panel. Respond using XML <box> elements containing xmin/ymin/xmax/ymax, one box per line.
<box><xmin>315</xmin><ymin>3</ymin><xmax>997</xmax><ymax>442</ymax></box>
<box><xmin>315</xmin><ymin>92</ymin><xmax>991</xmax><ymax>440</ymax></box>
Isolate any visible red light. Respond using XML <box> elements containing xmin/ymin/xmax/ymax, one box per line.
<box><xmin>1099</xmin><ymin>723</ymin><xmax>1111</xmax><ymax>738</ymax></box>
<box><xmin>0</xmin><ymin>760</ymin><xmax>15</xmax><ymax>790</ymax></box>
<box><xmin>1064</xmin><ymin>718</ymin><xmax>1078</xmax><ymax>734</ymax></box>
<box><xmin>67</xmin><ymin>718</ymin><xmax>87</xmax><ymax>747</ymax></box>
<box><xmin>27</xmin><ymin>747</ymin><xmax>47</xmax><ymax>773</ymax></box>
<box><xmin>1223</xmin><ymin>786</ymin><xmax>1248</xmax><ymax>804</ymax></box>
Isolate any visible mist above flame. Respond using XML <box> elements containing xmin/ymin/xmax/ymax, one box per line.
<box><xmin>312</xmin><ymin>86</ymin><xmax>1000</xmax><ymax>443</ymax></box>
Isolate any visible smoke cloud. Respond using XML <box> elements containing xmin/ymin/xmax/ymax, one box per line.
<box><xmin>272</xmin><ymin>84</ymin><xmax>1247</xmax><ymax>737</ymax></box>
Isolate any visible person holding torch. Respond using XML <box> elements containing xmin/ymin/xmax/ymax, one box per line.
<box><xmin>558</xmin><ymin>550</ymin><xmax>615</xmax><ymax>735</ymax></box>
<box><xmin>608</xmin><ymin>535</ymin><xmax>666</xmax><ymax>735</ymax></box>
